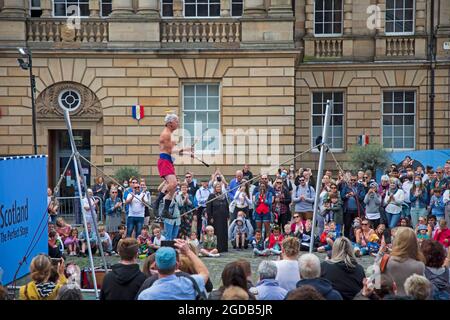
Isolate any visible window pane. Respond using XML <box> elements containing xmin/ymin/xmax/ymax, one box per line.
<box><xmin>184</xmin><ymin>112</ymin><xmax>195</xmax><ymax>124</ymax></box>
<box><xmin>383</xmin><ymin>115</ymin><xmax>392</xmax><ymax>125</ymax></box>
<box><xmin>313</xmin><ymin>104</ymin><xmax>322</xmax><ymax>115</ymax></box>
<box><xmin>393</xmin><ymin>116</ymin><xmax>403</xmax><ymax>125</ymax></box>
<box><xmin>324</xmin><ymin>23</ymin><xmax>333</xmax><ymax>34</ymax></box>
<box><xmin>208</xmin><ymin>112</ymin><xmax>219</xmax><ymax>124</ymax></box>
<box><xmin>315</xmin><ymin>24</ymin><xmax>324</xmax><ymax>34</ymax></box>
<box><xmin>404</xmin><ymin>138</ymin><xmax>414</xmax><ymax>148</ymax></box>
<box><xmin>197</xmin><ymin>97</ymin><xmax>207</xmax><ymax>110</ymax></box>
<box><xmin>405</xmin><ymin>9</ymin><xmax>413</xmax><ymax>20</ymax></box>
<box><xmin>395</xmin><ymin>0</ymin><xmax>402</xmax><ymax>9</ymax></box>
<box><xmin>405</xmin><ymin>103</ymin><xmax>414</xmax><ymax>114</ymax></box>
<box><xmin>231</xmin><ymin>4</ymin><xmax>242</xmax><ymax>16</ymax></box>
<box><xmin>208</xmin><ymin>85</ymin><xmax>219</xmax><ymax>96</ymax></box>
<box><xmin>393</xmin><ymin>139</ymin><xmax>403</xmax><ymax>149</ymax></box>
<box><xmin>313</xmin><ymin>93</ymin><xmax>322</xmax><ymax>103</ymax></box>
<box><xmin>196</xmin><ymin>112</ymin><xmax>207</xmax><ymax>123</ymax></box>
<box><xmin>324</xmin><ymin>11</ymin><xmax>332</xmax><ymax>23</ymax></box>
<box><xmin>198</xmin><ymin>4</ymin><xmax>208</xmax><ymax>16</ymax></box>
<box><xmin>184</xmin><ymin>85</ymin><xmax>195</xmax><ymax>97</ymax></box>
<box><xmin>404</xmin><ymin>115</ymin><xmax>414</xmax><ymax>125</ymax></box>
<box><xmin>312</xmin><ymin>126</ymin><xmax>322</xmax><ymax>139</ymax></box>
<box><xmin>197</xmin><ymin>85</ymin><xmax>207</xmax><ymax>96</ymax></box>
<box><xmin>333</xmin><ymin>23</ymin><xmax>342</xmax><ymax>34</ymax></box>
<box><xmin>334</xmin><ymin>126</ymin><xmax>343</xmax><ymax>137</ymax></box>
<box><xmin>333</xmin><ymin>104</ymin><xmax>343</xmax><ymax>114</ymax></box>
<box><xmin>404</xmin><ymin>21</ymin><xmax>413</xmax><ymax>32</ymax></box>
<box><xmin>385</xmin><ymin>21</ymin><xmax>394</xmax><ymax>33</ymax></box>
<box><xmin>384</xmin><ymin>138</ymin><xmax>393</xmax><ymax>148</ymax></box>
<box><xmin>315</xmin><ymin>0</ymin><xmax>323</xmax><ymax>11</ymax></box>
<box><xmin>333</xmin><ymin>138</ymin><xmax>343</xmax><ymax>149</ymax></box>
<box><xmin>208</xmin><ymin>97</ymin><xmax>219</xmax><ymax>110</ymax></box>
<box><xmin>210</xmin><ymin>4</ymin><xmax>220</xmax><ymax>16</ymax></box>
<box><xmin>184</xmin><ymin>97</ymin><xmax>195</xmax><ymax>110</ymax></box>
<box><xmin>394</xmin><ymin>22</ymin><xmax>403</xmax><ymax>33</ymax></box>
<box><xmin>383</xmin><ymin>103</ymin><xmax>393</xmax><ymax>114</ymax></box>
<box><xmin>404</xmin><ymin>91</ymin><xmax>415</xmax><ymax>102</ymax></box>
<box><xmin>383</xmin><ymin>125</ymin><xmax>393</xmax><ymax>137</ymax></box>
<box><xmin>404</xmin><ymin>125</ymin><xmax>414</xmax><ymax>136</ymax></box>
<box><xmin>332</xmin><ymin>116</ymin><xmax>342</xmax><ymax>126</ymax></box>
<box><xmin>333</xmin><ymin>0</ymin><xmax>342</xmax><ymax>10</ymax></box>
<box><xmin>54</xmin><ymin>3</ymin><xmax>66</xmax><ymax>16</ymax></box>
<box><xmin>394</xmin><ymin>102</ymin><xmax>403</xmax><ymax>113</ymax></box>
<box><xmin>383</xmin><ymin>91</ymin><xmax>393</xmax><ymax>102</ymax></box>
<box><xmin>334</xmin><ymin>92</ymin><xmax>343</xmax><ymax>102</ymax></box>
<box><xmin>185</xmin><ymin>4</ymin><xmax>195</xmax><ymax>16</ymax></box>
<box><xmin>325</xmin><ymin>0</ymin><xmax>332</xmax><ymax>10</ymax></box>
<box><xmin>315</xmin><ymin>11</ymin><xmax>324</xmax><ymax>22</ymax></box>
<box><xmin>312</xmin><ymin>116</ymin><xmax>323</xmax><ymax>126</ymax></box>
<box><xmin>394</xmin><ymin>91</ymin><xmax>404</xmax><ymax>102</ymax></box>
<box><xmin>394</xmin><ymin>125</ymin><xmax>403</xmax><ymax>137</ymax></box>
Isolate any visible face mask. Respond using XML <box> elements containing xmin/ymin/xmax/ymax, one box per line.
<box><xmin>414</xmin><ymin>181</ymin><xmax>421</xmax><ymax>187</ymax></box>
<box><xmin>281</xmin><ymin>172</ymin><xmax>287</xmax><ymax>178</ymax></box>
<box><xmin>124</xmin><ymin>183</ymin><xmax>128</xmax><ymax>188</ymax></box>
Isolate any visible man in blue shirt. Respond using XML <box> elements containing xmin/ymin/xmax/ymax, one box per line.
<box><xmin>228</xmin><ymin>170</ymin><xmax>244</xmax><ymax>200</ymax></box>
<box><xmin>138</xmin><ymin>239</ymin><xmax>209</xmax><ymax>300</ymax></box>
<box><xmin>254</xmin><ymin>260</ymin><xmax>287</xmax><ymax>300</ymax></box>
<box><xmin>340</xmin><ymin>175</ymin><xmax>366</xmax><ymax>240</ymax></box>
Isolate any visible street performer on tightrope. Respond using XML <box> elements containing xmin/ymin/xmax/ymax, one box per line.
<box><xmin>158</xmin><ymin>113</ymin><xmax>194</xmax><ymax>219</ymax></box>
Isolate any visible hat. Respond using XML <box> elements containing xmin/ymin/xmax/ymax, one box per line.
<box><xmin>370</xmin><ymin>182</ymin><xmax>378</xmax><ymax>189</ymax></box>
<box><xmin>155</xmin><ymin>247</ymin><xmax>177</xmax><ymax>270</ymax></box>
<box><xmin>418</xmin><ymin>224</ymin><xmax>428</xmax><ymax>231</ymax></box>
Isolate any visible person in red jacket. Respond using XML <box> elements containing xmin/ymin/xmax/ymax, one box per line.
<box><xmin>268</xmin><ymin>226</ymin><xmax>284</xmax><ymax>255</ymax></box>
<box><xmin>433</xmin><ymin>219</ymin><xmax>450</xmax><ymax>248</ymax></box>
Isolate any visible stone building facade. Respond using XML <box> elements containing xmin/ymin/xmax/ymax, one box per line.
<box><xmin>0</xmin><ymin>0</ymin><xmax>449</xmax><ymax>189</ymax></box>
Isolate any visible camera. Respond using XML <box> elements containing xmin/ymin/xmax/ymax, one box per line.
<box><xmin>161</xmin><ymin>240</ymin><xmax>176</xmax><ymax>248</ymax></box>
<box><xmin>217</xmin><ymin>176</ymin><xmax>222</xmax><ymax>182</ymax></box>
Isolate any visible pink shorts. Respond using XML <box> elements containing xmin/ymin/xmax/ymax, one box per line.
<box><xmin>158</xmin><ymin>157</ymin><xmax>175</xmax><ymax>178</ymax></box>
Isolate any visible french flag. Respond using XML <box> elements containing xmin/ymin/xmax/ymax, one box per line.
<box><xmin>358</xmin><ymin>134</ymin><xmax>369</xmax><ymax>146</ymax></box>
<box><xmin>132</xmin><ymin>105</ymin><xmax>144</xmax><ymax>121</ymax></box>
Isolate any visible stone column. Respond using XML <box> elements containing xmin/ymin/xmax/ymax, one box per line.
<box><xmin>111</xmin><ymin>0</ymin><xmax>134</xmax><ymax>16</ymax></box>
<box><xmin>304</xmin><ymin>0</ymin><xmax>314</xmax><ymax>36</ymax></box>
<box><xmin>40</xmin><ymin>0</ymin><xmax>52</xmax><ymax>18</ymax></box>
<box><xmin>172</xmin><ymin>0</ymin><xmax>183</xmax><ymax>17</ymax></box>
<box><xmin>220</xmin><ymin>0</ymin><xmax>231</xmax><ymax>17</ymax></box>
<box><xmin>137</xmin><ymin>0</ymin><xmax>159</xmax><ymax>17</ymax></box>
<box><xmin>243</xmin><ymin>0</ymin><xmax>266</xmax><ymax>16</ymax></box>
<box><xmin>0</xmin><ymin>0</ymin><xmax>27</xmax><ymax>17</ymax></box>
<box><xmin>415</xmin><ymin>0</ymin><xmax>426</xmax><ymax>34</ymax></box>
<box><xmin>268</xmin><ymin>0</ymin><xmax>293</xmax><ymax>17</ymax></box>
<box><xmin>89</xmin><ymin>0</ymin><xmax>100</xmax><ymax>18</ymax></box>
<box><xmin>343</xmin><ymin>0</ymin><xmax>352</xmax><ymax>35</ymax></box>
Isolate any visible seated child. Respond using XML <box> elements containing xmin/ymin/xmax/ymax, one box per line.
<box><xmin>200</xmin><ymin>225</ymin><xmax>220</xmax><ymax>257</ymax></box>
<box><xmin>433</xmin><ymin>219</ymin><xmax>450</xmax><ymax>249</ymax></box>
<box><xmin>48</xmin><ymin>230</ymin><xmax>63</xmax><ymax>258</ymax></box>
<box><xmin>252</xmin><ymin>229</ymin><xmax>269</xmax><ymax>256</ymax></box>
<box><xmin>317</xmin><ymin>221</ymin><xmax>337</xmax><ymax>253</ymax></box>
<box><xmin>328</xmin><ymin>193</ymin><xmax>343</xmax><ymax>237</ymax></box>
<box><xmin>283</xmin><ymin>223</ymin><xmax>293</xmax><ymax>238</ymax></box>
<box><xmin>79</xmin><ymin>223</ymin><xmax>98</xmax><ymax>257</ymax></box>
<box><xmin>149</xmin><ymin>226</ymin><xmax>166</xmax><ymax>252</ymax></box>
<box><xmin>228</xmin><ymin>211</ymin><xmax>254</xmax><ymax>249</ymax></box>
<box><xmin>366</xmin><ymin>233</ymin><xmax>380</xmax><ymax>256</ymax></box>
<box><xmin>299</xmin><ymin>219</ymin><xmax>314</xmax><ymax>251</ymax></box>
<box><xmin>112</xmin><ymin>224</ymin><xmax>126</xmax><ymax>255</ymax></box>
<box><xmin>55</xmin><ymin>217</ymin><xmax>71</xmax><ymax>244</ymax></box>
<box><xmin>417</xmin><ymin>224</ymin><xmax>430</xmax><ymax>244</ymax></box>
<box><xmin>137</xmin><ymin>225</ymin><xmax>152</xmax><ymax>257</ymax></box>
<box><xmin>188</xmin><ymin>231</ymin><xmax>200</xmax><ymax>252</ymax></box>
<box><xmin>64</xmin><ymin>228</ymin><xmax>79</xmax><ymax>256</ymax></box>
<box><xmin>98</xmin><ymin>225</ymin><xmax>113</xmax><ymax>256</ymax></box>
<box><xmin>267</xmin><ymin>226</ymin><xmax>284</xmax><ymax>255</ymax></box>
<box><xmin>230</xmin><ymin>217</ymin><xmax>248</xmax><ymax>250</ymax></box>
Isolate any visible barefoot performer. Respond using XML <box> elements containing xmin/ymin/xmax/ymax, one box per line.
<box><xmin>158</xmin><ymin>114</ymin><xmax>194</xmax><ymax>219</ymax></box>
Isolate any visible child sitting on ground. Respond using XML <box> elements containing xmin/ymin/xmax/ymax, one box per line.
<box><xmin>149</xmin><ymin>226</ymin><xmax>166</xmax><ymax>253</ymax></box>
<box><xmin>267</xmin><ymin>225</ymin><xmax>284</xmax><ymax>255</ymax></box>
<box><xmin>48</xmin><ymin>230</ymin><xmax>63</xmax><ymax>258</ymax></box>
<box><xmin>112</xmin><ymin>224</ymin><xmax>125</xmax><ymax>255</ymax></box>
<box><xmin>328</xmin><ymin>193</ymin><xmax>343</xmax><ymax>237</ymax></box>
<box><xmin>200</xmin><ymin>225</ymin><xmax>220</xmax><ymax>257</ymax></box>
<box><xmin>79</xmin><ymin>223</ymin><xmax>97</xmax><ymax>257</ymax></box>
<box><xmin>229</xmin><ymin>217</ymin><xmax>248</xmax><ymax>250</ymax></box>
<box><xmin>283</xmin><ymin>223</ymin><xmax>293</xmax><ymax>238</ymax></box>
<box><xmin>188</xmin><ymin>231</ymin><xmax>200</xmax><ymax>252</ymax></box>
<box><xmin>299</xmin><ymin>219</ymin><xmax>314</xmax><ymax>251</ymax></box>
<box><xmin>64</xmin><ymin>228</ymin><xmax>79</xmax><ymax>256</ymax></box>
<box><xmin>416</xmin><ymin>224</ymin><xmax>430</xmax><ymax>244</ymax></box>
<box><xmin>137</xmin><ymin>225</ymin><xmax>152</xmax><ymax>257</ymax></box>
<box><xmin>228</xmin><ymin>211</ymin><xmax>254</xmax><ymax>249</ymax></box>
<box><xmin>252</xmin><ymin>229</ymin><xmax>269</xmax><ymax>256</ymax></box>
<box><xmin>98</xmin><ymin>225</ymin><xmax>112</xmax><ymax>256</ymax></box>
<box><xmin>317</xmin><ymin>221</ymin><xmax>337</xmax><ymax>253</ymax></box>
<box><xmin>366</xmin><ymin>233</ymin><xmax>380</xmax><ymax>256</ymax></box>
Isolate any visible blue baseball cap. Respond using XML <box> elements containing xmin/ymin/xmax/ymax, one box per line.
<box><xmin>155</xmin><ymin>247</ymin><xmax>177</xmax><ymax>270</ymax></box>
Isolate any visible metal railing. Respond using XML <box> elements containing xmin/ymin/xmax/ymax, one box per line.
<box><xmin>56</xmin><ymin>196</ymin><xmax>103</xmax><ymax>226</ymax></box>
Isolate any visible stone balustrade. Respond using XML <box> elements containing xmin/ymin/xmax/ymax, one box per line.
<box><xmin>314</xmin><ymin>38</ymin><xmax>343</xmax><ymax>58</ymax></box>
<box><xmin>385</xmin><ymin>37</ymin><xmax>415</xmax><ymax>57</ymax></box>
<box><xmin>27</xmin><ymin>18</ymin><xmax>108</xmax><ymax>43</ymax></box>
<box><xmin>161</xmin><ymin>20</ymin><xmax>241</xmax><ymax>43</ymax></box>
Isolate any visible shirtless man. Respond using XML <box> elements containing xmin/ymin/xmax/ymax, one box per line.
<box><xmin>158</xmin><ymin>114</ymin><xmax>194</xmax><ymax>219</ymax></box>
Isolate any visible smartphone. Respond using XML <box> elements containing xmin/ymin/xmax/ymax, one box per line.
<box><xmin>161</xmin><ymin>240</ymin><xmax>176</xmax><ymax>248</ymax></box>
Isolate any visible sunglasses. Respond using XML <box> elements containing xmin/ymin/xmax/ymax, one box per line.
<box><xmin>112</xmin><ymin>191</ymin><xmax>117</xmax><ymax>194</ymax></box>
<box><xmin>362</xmin><ymin>223</ymin><xmax>368</xmax><ymax>226</ymax></box>
<box><xmin>351</xmin><ymin>179</ymin><xmax>356</xmax><ymax>182</ymax></box>
<box><xmin>299</xmin><ymin>179</ymin><xmax>305</xmax><ymax>182</ymax></box>
<box><xmin>185</xmin><ymin>176</ymin><xmax>192</xmax><ymax>178</ymax></box>
<box><xmin>294</xmin><ymin>216</ymin><xmax>300</xmax><ymax>218</ymax></box>
<box><xmin>276</xmin><ymin>182</ymin><xmax>282</xmax><ymax>184</ymax></box>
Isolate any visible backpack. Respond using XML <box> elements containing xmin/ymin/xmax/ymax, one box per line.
<box><xmin>424</xmin><ymin>267</ymin><xmax>450</xmax><ymax>300</ymax></box>
<box><xmin>137</xmin><ymin>271</ymin><xmax>206</xmax><ymax>300</ymax></box>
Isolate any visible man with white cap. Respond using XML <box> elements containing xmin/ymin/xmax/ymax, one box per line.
<box><xmin>158</xmin><ymin>113</ymin><xmax>194</xmax><ymax>219</ymax></box>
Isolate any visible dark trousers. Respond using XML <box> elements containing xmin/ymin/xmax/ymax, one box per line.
<box><xmin>197</xmin><ymin>207</ymin><xmax>205</xmax><ymax>237</ymax></box>
<box><xmin>344</xmin><ymin>209</ymin><xmax>358</xmax><ymax>240</ymax></box>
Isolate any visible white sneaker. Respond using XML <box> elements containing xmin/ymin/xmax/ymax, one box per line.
<box><xmin>212</xmin><ymin>253</ymin><xmax>220</xmax><ymax>257</ymax></box>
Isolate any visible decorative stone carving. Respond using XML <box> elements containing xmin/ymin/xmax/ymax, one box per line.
<box><xmin>36</xmin><ymin>82</ymin><xmax>102</xmax><ymax>120</ymax></box>
<box><xmin>61</xmin><ymin>24</ymin><xmax>76</xmax><ymax>42</ymax></box>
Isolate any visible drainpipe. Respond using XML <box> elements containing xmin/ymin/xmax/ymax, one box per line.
<box><xmin>428</xmin><ymin>0</ymin><xmax>436</xmax><ymax>149</ymax></box>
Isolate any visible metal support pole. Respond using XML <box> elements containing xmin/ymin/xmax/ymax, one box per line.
<box><xmin>62</xmin><ymin>109</ymin><xmax>106</xmax><ymax>299</ymax></box>
<box><xmin>309</xmin><ymin>100</ymin><xmax>332</xmax><ymax>253</ymax></box>
<box><xmin>28</xmin><ymin>51</ymin><xmax>38</xmax><ymax>155</ymax></box>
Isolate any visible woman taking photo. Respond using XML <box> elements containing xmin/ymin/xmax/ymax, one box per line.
<box><xmin>384</xmin><ymin>178</ymin><xmax>405</xmax><ymax>229</ymax></box>
<box><xmin>254</xmin><ymin>183</ymin><xmax>273</xmax><ymax>240</ymax></box>
<box><xmin>207</xmin><ymin>182</ymin><xmax>229</xmax><ymax>252</ymax></box>
<box><xmin>233</xmin><ymin>179</ymin><xmax>252</xmax><ymax>218</ymax></box>
<box><xmin>105</xmin><ymin>187</ymin><xmax>123</xmax><ymax>233</ymax></box>
<box><xmin>384</xmin><ymin>227</ymin><xmax>425</xmax><ymax>295</ymax></box>
<box><xmin>409</xmin><ymin>176</ymin><xmax>429</xmax><ymax>228</ymax></box>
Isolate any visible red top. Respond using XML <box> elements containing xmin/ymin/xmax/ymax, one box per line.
<box><xmin>268</xmin><ymin>233</ymin><xmax>284</xmax><ymax>249</ymax></box>
<box><xmin>433</xmin><ymin>228</ymin><xmax>450</xmax><ymax>248</ymax></box>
